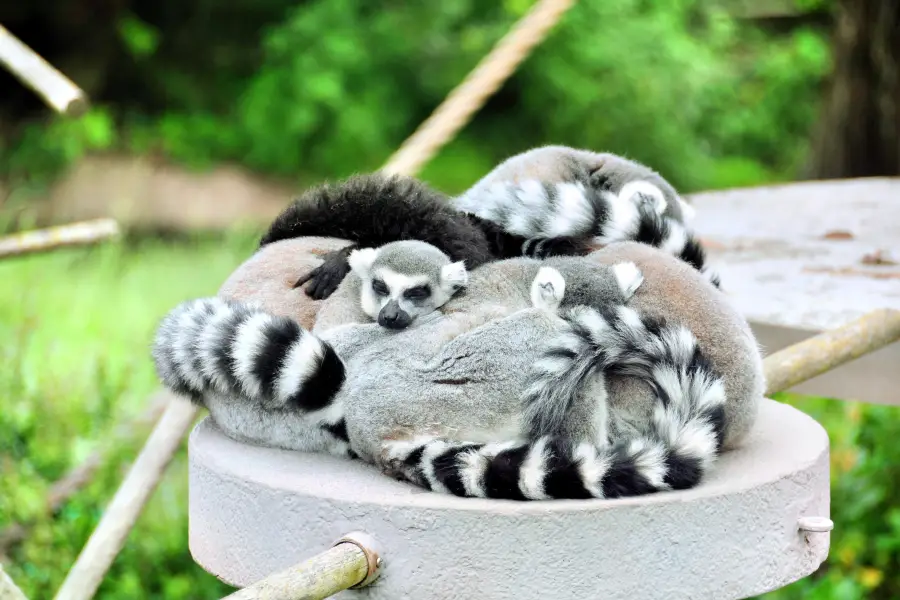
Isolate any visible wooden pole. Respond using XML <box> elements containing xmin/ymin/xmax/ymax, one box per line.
<box><xmin>0</xmin><ymin>24</ymin><xmax>88</xmax><ymax>116</ymax></box>
<box><xmin>764</xmin><ymin>308</ymin><xmax>900</xmax><ymax>396</ymax></box>
<box><xmin>0</xmin><ymin>564</ymin><xmax>28</xmax><ymax>600</ymax></box>
<box><xmin>380</xmin><ymin>0</ymin><xmax>576</xmax><ymax>177</ymax></box>
<box><xmin>0</xmin><ymin>219</ymin><xmax>121</xmax><ymax>260</ymax></box>
<box><xmin>223</xmin><ymin>532</ymin><xmax>382</xmax><ymax>600</ymax></box>
<box><xmin>52</xmin><ymin>398</ymin><xmax>199</xmax><ymax>600</ymax></box>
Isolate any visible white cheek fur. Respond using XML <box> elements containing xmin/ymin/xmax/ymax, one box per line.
<box><xmin>359</xmin><ymin>286</ymin><xmax>384</xmax><ymax>320</ymax></box>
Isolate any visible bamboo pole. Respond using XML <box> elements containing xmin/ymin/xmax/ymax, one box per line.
<box><xmin>763</xmin><ymin>308</ymin><xmax>900</xmax><ymax>396</ymax></box>
<box><xmin>0</xmin><ymin>564</ymin><xmax>28</xmax><ymax>600</ymax></box>
<box><xmin>223</xmin><ymin>532</ymin><xmax>381</xmax><ymax>600</ymax></box>
<box><xmin>0</xmin><ymin>219</ymin><xmax>121</xmax><ymax>260</ymax></box>
<box><xmin>380</xmin><ymin>0</ymin><xmax>576</xmax><ymax>177</ymax></box>
<box><xmin>52</xmin><ymin>398</ymin><xmax>199</xmax><ymax>600</ymax></box>
<box><xmin>0</xmin><ymin>24</ymin><xmax>88</xmax><ymax>116</ymax></box>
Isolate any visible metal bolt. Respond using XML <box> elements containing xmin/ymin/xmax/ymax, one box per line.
<box><xmin>798</xmin><ymin>516</ymin><xmax>834</xmax><ymax>532</ymax></box>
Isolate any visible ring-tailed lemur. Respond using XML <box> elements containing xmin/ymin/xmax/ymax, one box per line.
<box><xmin>346</xmin><ymin>240</ymin><xmax>467</xmax><ymax>330</ymax></box>
<box><xmin>379</xmin><ymin>260</ymin><xmax>727</xmax><ymax>500</ymax></box>
<box><xmin>151</xmin><ymin>246</ymin><xmax>652</xmax><ymax>465</ymax></box>
<box><xmin>261</xmin><ymin>146</ymin><xmax>720</xmax><ymax>300</ymax></box>
<box><xmin>154</xmin><ymin>245</ymin><xmax>748</xmax><ymax>501</ymax></box>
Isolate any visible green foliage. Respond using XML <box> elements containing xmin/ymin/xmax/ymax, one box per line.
<box><xmin>0</xmin><ymin>234</ymin><xmax>259</xmax><ymax>599</ymax></box>
<box><xmin>0</xmin><ymin>0</ymin><xmax>832</xmax><ymax>194</ymax></box>
<box><xmin>760</xmin><ymin>396</ymin><xmax>900</xmax><ymax>599</ymax></box>
<box><xmin>2</xmin><ymin>108</ymin><xmax>117</xmax><ymax>191</ymax></box>
<box><xmin>117</xmin><ymin>13</ymin><xmax>161</xmax><ymax>60</ymax></box>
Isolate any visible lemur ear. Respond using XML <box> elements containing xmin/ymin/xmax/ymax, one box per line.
<box><xmin>440</xmin><ymin>261</ymin><xmax>468</xmax><ymax>290</ymax></box>
<box><xmin>618</xmin><ymin>180</ymin><xmax>667</xmax><ymax>216</ymax></box>
<box><xmin>347</xmin><ymin>247</ymin><xmax>378</xmax><ymax>277</ymax></box>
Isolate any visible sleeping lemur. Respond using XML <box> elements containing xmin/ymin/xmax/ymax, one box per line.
<box><xmin>381</xmin><ymin>259</ymin><xmax>727</xmax><ymax>499</ymax></box>
<box><xmin>345</xmin><ymin>240</ymin><xmax>467</xmax><ymax>330</ymax></box>
<box><xmin>261</xmin><ymin>146</ymin><xmax>719</xmax><ymax>300</ymax></box>
<box><xmin>152</xmin><ymin>242</ymin><xmax>760</xmax><ymax>500</ymax></box>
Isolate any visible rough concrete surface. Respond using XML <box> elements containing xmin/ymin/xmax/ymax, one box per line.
<box><xmin>188</xmin><ymin>399</ymin><xmax>831</xmax><ymax>600</ymax></box>
<box><xmin>688</xmin><ymin>177</ymin><xmax>900</xmax><ymax>405</ymax></box>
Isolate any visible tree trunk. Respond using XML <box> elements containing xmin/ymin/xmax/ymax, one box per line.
<box><xmin>804</xmin><ymin>0</ymin><xmax>899</xmax><ymax>179</ymax></box>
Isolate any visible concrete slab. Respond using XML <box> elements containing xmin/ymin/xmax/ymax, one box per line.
<box><xmin>188</xmin><ymin>398</ymin><xmax>830</xmax><ymax>600</ymax></box>
<box><xmin>688</xmin><ymin>178</ymin><xmax>900</xmax><ymax>405</ymax></box>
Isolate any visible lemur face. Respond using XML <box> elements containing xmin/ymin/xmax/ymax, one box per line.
<box><xmin>348</xmin><ymin>245</ymin><xmax>468</xmax><ymax>330</ymax></box>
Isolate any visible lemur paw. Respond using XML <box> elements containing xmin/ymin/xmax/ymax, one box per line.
<box><xmin>530</xmin><ymin>267</ymin><xmax>566</xmax><ymax>312</ymax></box>
<box><xmin>618</xmin><ymin>181</ymin><xmax>668</xmax><ymax>216</ymax></box>
<box><xmin>612</xmin><ymin>261</ymin><xmax>644</xmax><ymax>299</ymax></box>
<box><xmin>293</xmin><ymin>247</ymin><xmax>354</xmax><ymax>300</ymax></box>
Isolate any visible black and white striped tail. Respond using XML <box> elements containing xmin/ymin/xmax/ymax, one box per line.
<box><xmin>453</xmin><ymin>178</ymin><xmax>722</xmax><ymax>287</ymax></box>
<box><xmin>152</xmin><ymin>297</ymin><xmax>346</xmax><ymax>411</ymax></box>
<box><xmin>380</xmin><ymin>305</ymin><xmax>727</xmax><ymax>500</ymax></box>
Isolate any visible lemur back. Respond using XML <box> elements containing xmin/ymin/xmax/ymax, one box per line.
<box><xmin>259</xmin><ymin>146</ymin><xmax>718</xmax><ymax>301</ymax></box>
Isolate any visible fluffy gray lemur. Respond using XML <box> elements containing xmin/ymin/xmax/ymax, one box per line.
<box><xmin>345</xmin><ymin>240</ymin><xmax>468</xmax><ymax>329</ymax></box>
<box><xmin>258</xmin><ymin>145</ymin><xmax>720</xmax><ymax>301</ymax></box>
<box><xmin>451</xmin><ymin>145</ymin><xmax>718</xmax><ymax>287</ymax></box>
<box><xmin>152</xmin><ymin>241</ymin><xmax>762</xmax><ymax>501</ymax></box>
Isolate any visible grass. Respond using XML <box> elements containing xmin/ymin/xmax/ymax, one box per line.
<box><xmin>0</xmin><ymin>231</ymin><xmax>260</xmax><ymax>598</ymax></box>
<box><xmin>0</xmin><ymin>230</ymin><xmax>897</xmax><ymax>599</ymax></box>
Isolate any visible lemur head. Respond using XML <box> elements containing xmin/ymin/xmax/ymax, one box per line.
<box><xmin>347</xmin><ymin>240</ymin><xmax>468</xmax><ymax>330</ymax></box>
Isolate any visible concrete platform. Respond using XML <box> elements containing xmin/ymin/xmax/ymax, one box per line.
<box><xmin>689</xmin><ymin>177</ymin><xmax>900</xmax><ymax>405</ymax></box>
<box><xmin>188</xmin><ymin>398</ymin><xmax>831</xmax><ymax>600</ymax></box>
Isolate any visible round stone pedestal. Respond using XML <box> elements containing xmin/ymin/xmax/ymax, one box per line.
<box><xmin>188</xmin><ymin>398</ymin><xmax>831</xmax><ymax>599</ymax></box>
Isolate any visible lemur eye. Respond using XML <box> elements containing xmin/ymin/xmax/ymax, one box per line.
<box><xmin>403</xmin><ymin>286</ymin><xmax>431</xmax><ymax>300</ymax></box>
<box><xmin>372</xmin><ymin>279</ymin><xmax>389</xmax><ymax>295</ymax></box>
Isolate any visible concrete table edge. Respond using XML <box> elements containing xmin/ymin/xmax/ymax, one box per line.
<box><xmin>188</xmin><ymin>398</ymin><xmax>831</xmax><ymax>600</ymax></box>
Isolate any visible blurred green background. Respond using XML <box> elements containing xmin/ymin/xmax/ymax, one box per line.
<box><xmin>1</xmin><ymin>0</ymin><xmax>898</xmax><ymax>598</ymax></box>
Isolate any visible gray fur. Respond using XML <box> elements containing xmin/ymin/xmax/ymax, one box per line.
<box><xmin>458</xmin><ymin>145</ymin><xmax>692</xmax><ymax>224</ymax></box>
<box><xmin>450</xmin><ymin>146</ymin><xmax>718</xmax><ymax>285</ymax></box>
<box><xmin>152</xmin><ymin>241</ymin><xmax>763</xmax><ymax>501</ymax></box>
<box><xmin>344</xmin><ymin>240</ymin><xmax>467</xmax><ymax>329</ymax></box>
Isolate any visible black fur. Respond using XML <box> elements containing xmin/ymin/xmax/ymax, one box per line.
<box><xmin>481</xmin><ymin>446</ymin><xmax>529</xmax><ymax>500</ymax></box>
<box><xmin>322</xmin><ymin>418</ymin><xmax>350</xmax><ymax>443</ymax></box>
<box><xmin>286</xmin><ymin>342</ymin><xmax>346</xmax><ymax>411</ymax></box>
<box><xmin>260</xmin><ymin>174</ymin><xmax>496</xmax><ymax>299</ymax></box>
<box><xmin>252</xmin><ymin>318</ymin><xmax>302</xmax><ymax>399</ymax></box>
<box><xmin>261</xmin><ymin>171</ymin><xmax>719</xmax><ymax>300</ymax></box>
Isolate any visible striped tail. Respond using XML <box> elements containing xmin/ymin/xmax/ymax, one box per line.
<box><xmin>151</xmin><ymin>297</ymin><xmax>346</xmax><ymax>412</ymax></box>
<box><xmin>452</xmin><ymin>178</ymin><xmax>722</xmax><ymax>287</ymax></box>
<box><xmin>625</xmin><ymin>203</ymin><xmax>722</xmax><ymax>289</ymax></box>
<box><xmin>380</xmin><ymin>306</ymin><xmax>727</xmax><ymax>500</ymax></box>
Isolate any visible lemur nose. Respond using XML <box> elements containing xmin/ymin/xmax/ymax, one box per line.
<box><xmin>378</xmin><ymin>302</ymin><xmax>412</xmax><ymax>329</ymax></box>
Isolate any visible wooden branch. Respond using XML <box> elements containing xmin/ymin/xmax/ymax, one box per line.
<box><xmin>0</xmin><ymin>219</ymin><xmax>121</xmax><ymax>260</ymax></box>
<box><xmin>381</xmin><ymin>0</ymin><xmax>576</xmax><ymax>177</ymax></box>
<box><xmin>53</xmin><ymin>399</ymin><xmax>199</xmax><ymax>600</ymax></box>
<box><xmin>0</xmin><ymin>564</ymin><xmax>28</xmax><ymax>600</ymax></box>
<box><xmin>0</xmin><ymin>392</ymin><xmax>170</xmax><ymax>557</ymax></box>
<box><xmin>224</xmin><ymin>533</ymin><xmax>381</xmax><ymax>600</ymax></box>
<box><xmin>0</xmin><ymin>25</ymin><xmax>88</xmax><ymax>116</ymax></box>
<box><xmin>764</xmin><ymin>308</ymin><xmax>900</xmax><ymax>396</ymax></box>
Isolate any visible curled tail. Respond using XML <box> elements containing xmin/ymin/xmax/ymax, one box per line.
<box><xmin>380</xmin><ymin>306</ymin><xmax>726</xmax><ymax>500</ymax></box>
<box><xmin>453</xmin><ymin>178</ymin><xmax>722</xmax><ymax>287</ymax></box>
<box><xmin>152</xmin><ymin>297</ymin><xmax>346</xmax><ymax>412</ymax></box>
